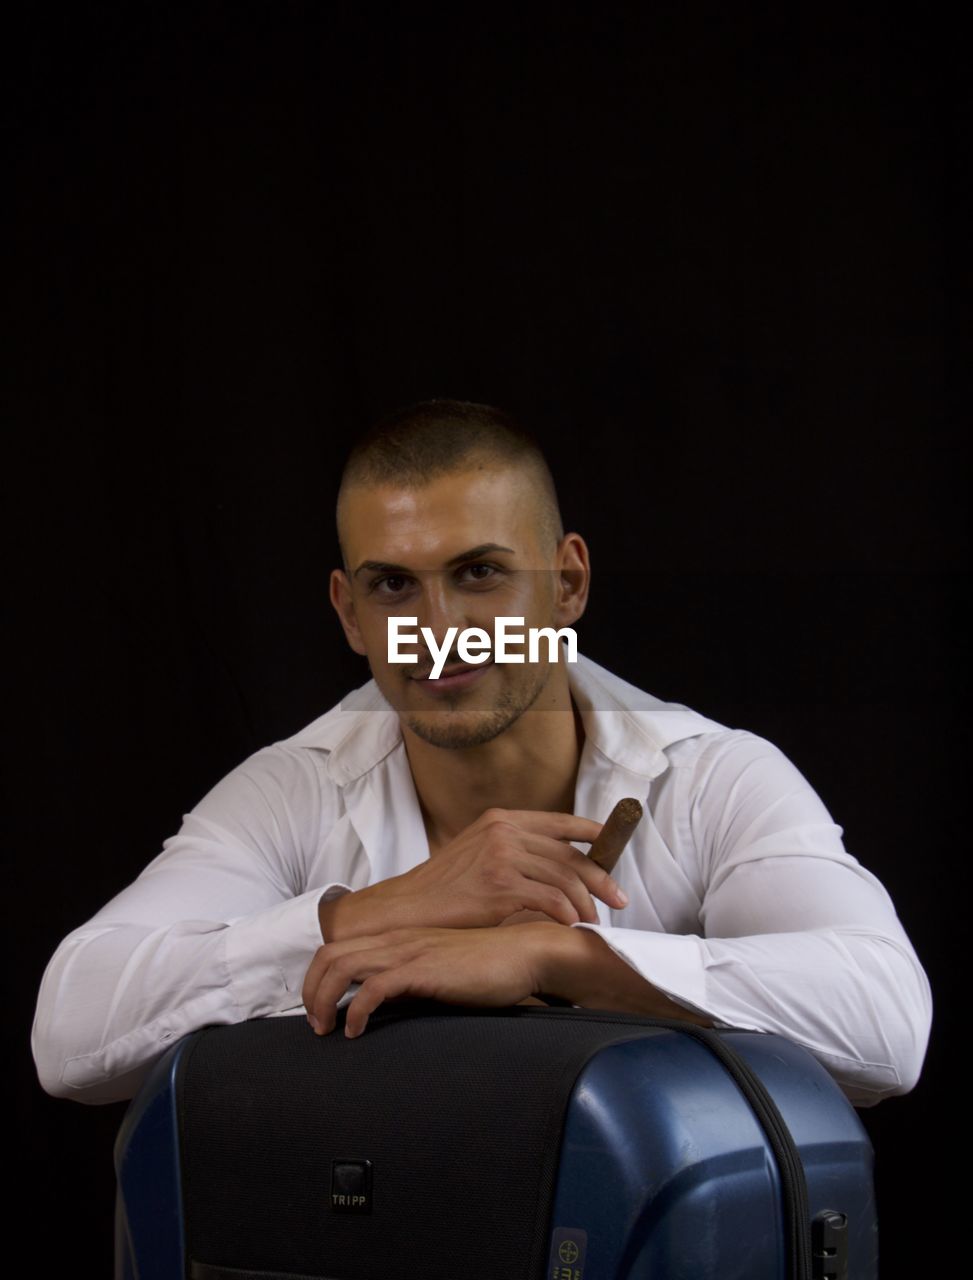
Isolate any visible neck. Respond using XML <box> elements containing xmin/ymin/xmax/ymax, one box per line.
<box><xmin>402</xmin><ymin>667</ymin><xmax>585</xmax><ymax>853</ymax></box>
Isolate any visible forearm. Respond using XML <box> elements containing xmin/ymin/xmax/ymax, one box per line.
<box><xmin>530</xmin><ymin>922</ymin><xmax>716</xmax><ymax>1027</ymax></box>
<box><xmin>318</xmin><ymin>899</ymin><xmax>714</xmax><ymax>1025</ymax></box>
<box><xmin>543</xmin><ymin>921</ymin><xmax>932</xmax><ymax>1105</ymax></box>
<box><xmin>33</xmin><ymin>887</ymin><xmax>328</xmax><ymax>1104</ymax></box>
<box><xmin>318</xmin><ymin>882</ymin><xmax>402</xmax><ymax>942</ymax></box>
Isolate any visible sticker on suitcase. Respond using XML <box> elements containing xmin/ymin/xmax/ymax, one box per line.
<box><xmin>547</xmin><ymin>1226</ymin><xmax>587</xmax><ymax>1279</ymax></box>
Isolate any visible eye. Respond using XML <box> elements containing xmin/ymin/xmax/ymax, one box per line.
<box><xmin>369</xmin><ymin>573</ymin><xmax>413</xmax><ymax>597</ymax></box>
<box><xmin>460</xmin><ymin>562</ymin><xmax>501</xmax><ymax>583</ymax></box>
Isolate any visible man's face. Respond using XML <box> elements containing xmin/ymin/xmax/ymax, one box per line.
<box><xmin>332</xmin><ymin>465</ymin><xmax>581</xmax><ymax>750</ymax></box>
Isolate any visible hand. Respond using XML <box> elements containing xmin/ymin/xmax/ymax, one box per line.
<box><xmin>302</xmin><ymin>923</ymin><xmax>550</xmax><ymax>1038</ymax></box>
<box><xmin>322</xmin><ymin>808</ymin><xmax>629</xmax><ymax>941</ymax></box>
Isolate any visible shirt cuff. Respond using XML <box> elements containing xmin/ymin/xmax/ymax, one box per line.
<box><xmin>570</xmin><ymin>922</ymin><xmax>744</xmax><ymax>1028</ymax></box>
<box><xmin>224</xmin><ymin>883</ymin><xmax>354</xmax><ymax>1019</ymax></box>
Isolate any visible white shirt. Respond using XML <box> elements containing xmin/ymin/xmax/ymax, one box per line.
<box><xmin>31</xmin><ymin>652</ymin><xmax>932</xmax><ymax>1108</ymax></box>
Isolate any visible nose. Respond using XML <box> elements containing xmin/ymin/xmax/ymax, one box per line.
<box><xmin>409</xmin><ymin>570</ymin><xmax>489</xmax><ymax>670</ymax></box>
<box><xmin>412</xmin><ymin>581</ymin><xmax>466</xmax><ymax>660</ymax></box>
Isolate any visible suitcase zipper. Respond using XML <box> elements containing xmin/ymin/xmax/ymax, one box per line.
<box><xmin>519</xmin><ymin>1006</ymin><xmax>813</xmax><ymax>1280</ymax></box>
<box><xmin>676</xmin><ymin>1020</ymin><xmax>812</xmax><ymax>1280</ymax></box>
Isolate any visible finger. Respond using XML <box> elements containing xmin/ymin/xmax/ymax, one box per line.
<box><xmin>506</xmin><ymin>849</ymin><xmax>600</xmax><ymax>923</ymax></box>
<box><xmin>308</xmin><ymin>942</ymin><xmax>425</xmax><ymax>1033</ymax></box>
<box><xmin>307</xmin><ymin>956</ymin><xmax>368</xmax><ymax>1034</ymax></box>
<box><xmin>302</xmin><ymin>928</ymin><xmax>432</xmax><ymax>1013</ymax></box>
<box><xmin>344</xmin><ymin>967</ymin><xmax>426</xmax><ymax>1038</ymax></box>
<box><xmin>514</xmin><ymin>836</ymin><xmax>630</xmax><ymax>910</ymax></box>
<box><xmin>483</xmin><ymin>809</ymin><xmax>605</xmax><ymax>846</ymax></box>
<box><xmin>303</xmin><ymin>935</ymin><xmax>377</xmax><ymax>1011</ymax></box>
<box><xmin>302</xmin><ymin>944</ymin><xmax>331</xmax><ymax>1013</ymax></box>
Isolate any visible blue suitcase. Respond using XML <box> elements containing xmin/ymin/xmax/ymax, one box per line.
<box><xmin>113</xmin><ymin>1001</ymin><xmax>876</xmax><ymax>1279</ymax></box>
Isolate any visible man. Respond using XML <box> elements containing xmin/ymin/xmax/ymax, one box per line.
<box><xmin>32</xmin><ymin>398</ymin><xmax>932</xmax><ymax>1108</ymax></box>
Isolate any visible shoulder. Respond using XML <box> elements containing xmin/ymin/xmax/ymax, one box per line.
<box><xmin>665</xmin><ymin>725</ymin><xmax>835</xmax><ymax>825</ymax></box>
<box><xmin>272</xmin><ymin>677</ymin><xmax>402</xmax><ymax>787</ymax></box>
<box><xmin>668</xmin><ymin>727</ymin><xmax>843</xmax><ymax>886</ymax></box>
<box><xmin>671</xmin><ymin>727</ymin><xmax>829</xmax><ymax>806</ymax></box>
<box><xmin>572</xmin><ymin>658</ymin><xmax>829</xmax><ymax>856</ymax></box>
<box><xmin>661</xmin><ymin>725</ymin><xmax>825</xmax><ymax>829</ymax></box>
<box><xmin>665</xmin><ymin>724</ymin><xmax>797</xmax><ymax>768</ymax></box>
<box><xmin>573</xmin><ymin>657</ymin><xmax>824</xmax><ymax>799</ymax></box>
<box><xmin>189</xmin><ymin>679</ymin><xmax>385</xmax><ymax>823</ymax></box>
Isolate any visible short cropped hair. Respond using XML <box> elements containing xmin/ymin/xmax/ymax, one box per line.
<box><xmin>336</xmin><ymin>398</ymin><xmax>565</xmax><ymax>567</ymax></box>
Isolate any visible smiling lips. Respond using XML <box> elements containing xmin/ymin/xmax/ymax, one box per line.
<box><xmin>410</xmin><ymin>660</ymin><xmax>494</xmax><ymax>691</ymax></box>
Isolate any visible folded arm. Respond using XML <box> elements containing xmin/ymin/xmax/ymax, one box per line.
<box><xmin>553</xmin><ymin>732</ymin><xmax>933</xmax><ymax>1107</ymax></box>
<box><xmin>301</xmin><ymin>732</ymin><xmax>932</xmax><ymax>1109</ymax></box>
<box><xmin>31</xmin><ymin>747</ymin><xmax>348</xmax><ymax>1105</ymax></box>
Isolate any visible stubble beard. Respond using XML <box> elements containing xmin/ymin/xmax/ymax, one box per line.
<box><xmin>402</xmin><ymin>663</ymin><xmax>552</xmax><ymax>750</ymax></box>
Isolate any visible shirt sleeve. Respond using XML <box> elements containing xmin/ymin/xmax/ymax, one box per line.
<box><xmin>31</xmin><ymin>746</ymin><xmax>352</xmax><ymax>1106</ymax></box>
<box><xmin>571</xmin><ymin>731</ymin><xmax>933</xmax><ymax>1109</ymax></box>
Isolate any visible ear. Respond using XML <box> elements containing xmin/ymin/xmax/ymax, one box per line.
<box><xmin>330</xmin><ymin>569</ymin><xmax>368</xmax><ymax>657</ymax></box>
<box><xmin>553</xmin><ymin>533</ymin><xmax>590</xmax><ymax>628</ymax></box>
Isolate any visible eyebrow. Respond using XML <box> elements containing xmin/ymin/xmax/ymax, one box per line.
<box><xmin>353</xmin><ymin>543</ymin><xmax>517</xmax><ymax>579</ymax></box>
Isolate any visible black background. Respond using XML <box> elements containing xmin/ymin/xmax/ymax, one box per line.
<box><xmin>9</xmin><ymin>4</ymin><xmax>958</xmax><ymax>1276</ymax></box>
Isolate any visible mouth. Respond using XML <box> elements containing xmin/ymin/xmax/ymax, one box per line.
<box><xmin>409</xmin><ymin>659</ymin><xmax>494</xmax><ymax>695</ymax></box>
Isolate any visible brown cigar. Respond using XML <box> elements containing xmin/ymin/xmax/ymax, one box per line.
<box><xmin>587</xmin><ymin>797</ymin><xmax>643</xmax><ymax>873</ymax></box>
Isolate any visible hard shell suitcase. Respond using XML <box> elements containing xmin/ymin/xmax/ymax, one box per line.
<box><xmin>113</xmin><ymin>1000</ymin><xmax>877</xmax><ymax>1279</ymax></box>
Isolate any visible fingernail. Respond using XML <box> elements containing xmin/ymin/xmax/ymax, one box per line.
<box><xmin>616</xmin><ymin>888</ymin><xmax>629</xmax><ymax>905</ymax></box>
<box><xmin>308</xmin><ymin>1014</ymin><xmax>322</xmax><ymax>1033</ymax></box>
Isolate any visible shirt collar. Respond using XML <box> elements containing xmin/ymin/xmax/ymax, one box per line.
<box><xmin>285</xmin><ymin>651</ymin><xmax>728</xmax><ymax>787</ymax></box>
